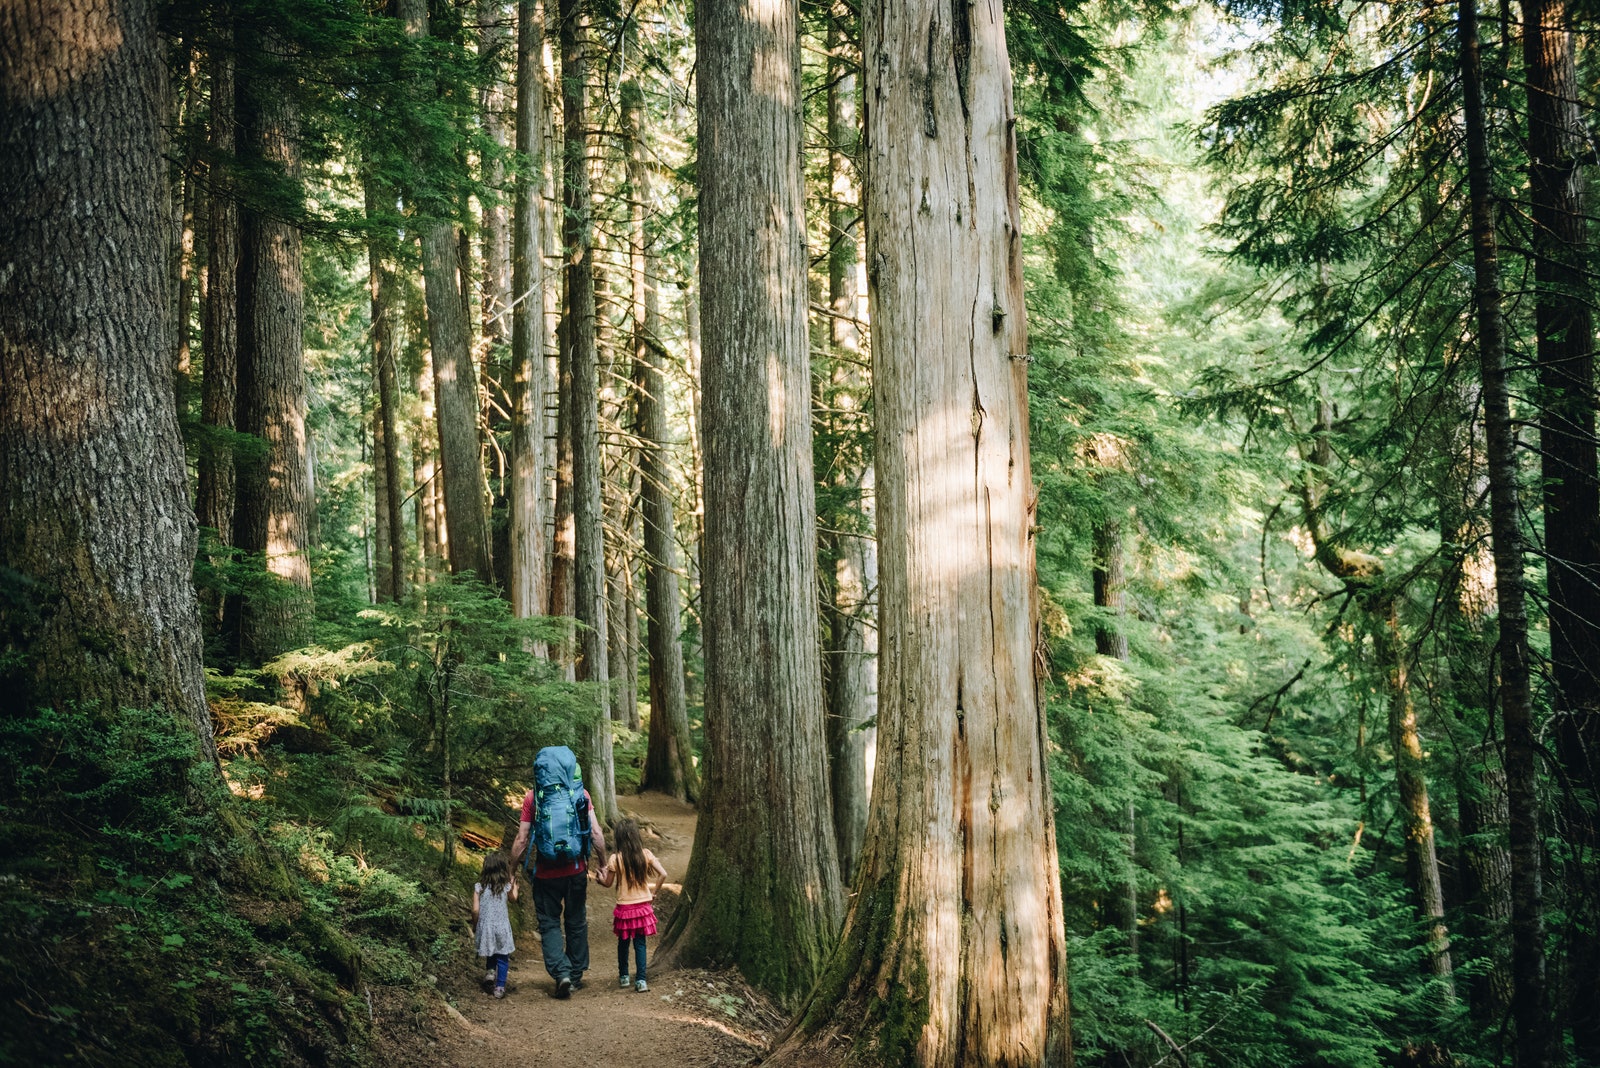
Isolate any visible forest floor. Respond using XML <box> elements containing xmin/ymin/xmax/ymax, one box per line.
<box><xmin>424</xmin><ymin>791</ymin><xmax>782</xmax><ymax>1068</ymax></box>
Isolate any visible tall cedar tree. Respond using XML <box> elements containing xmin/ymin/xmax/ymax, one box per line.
<box><xmin>0</xmin><ymin>0</ymin><xmax>214</xmax><ymax>756</ymax></box>
<box><xmin>773</xmin><ymin>0</ymin><xmax>1073</xmax><ymax>1055</ymax></box>
<box><xmin>664</xmin><ymin>0</ymin><xmax>844</xmax><ymax>1005</ymax></box>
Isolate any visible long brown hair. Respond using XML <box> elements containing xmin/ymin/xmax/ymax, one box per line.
<box><xmin>480</xmin><ymin>850</ymin><xmax>512</xmax><ymax>894</ymax></box>
<box><xmin>612</xmin><ymin>819</ymin><xmax>648</xmax><ymax>889</ymax></box>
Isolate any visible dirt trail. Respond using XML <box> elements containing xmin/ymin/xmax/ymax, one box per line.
<box><xmin>434</xmin><ymin>791</ymin><xmax>778</xmax><ymax>1068</ymax></box>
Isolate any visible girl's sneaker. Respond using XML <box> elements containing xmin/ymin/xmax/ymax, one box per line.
<box><xmin>619</xmin><ymin>974</ymin><xmax>631</xmax><ymax>988</ymax></box>
<box><xmin>493</xmin><ymin>986</ymin><xmax>506</xmax><ymax>999</ymax></box>
<box><xmin>635</xmin><ymin>979</ymin><xmax>649</xmax><ymax>993</ymax></box>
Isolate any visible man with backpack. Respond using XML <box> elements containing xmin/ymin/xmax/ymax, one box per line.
<box><xmin>510</xmin><ymin>745</ymin><xmax>609</xmax><ymax>998</ymax></box>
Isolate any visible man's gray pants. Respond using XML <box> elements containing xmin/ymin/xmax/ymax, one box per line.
<box><xmin>531</xmin><ymin>872</ymin><xmax>589</xmax><ymax>981</ymax></box>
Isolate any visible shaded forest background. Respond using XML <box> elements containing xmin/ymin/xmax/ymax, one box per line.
<box><xmin>2</xmin><ymin>0</ymin><xmax>1599</xmax><ymax>1063</ymax></box>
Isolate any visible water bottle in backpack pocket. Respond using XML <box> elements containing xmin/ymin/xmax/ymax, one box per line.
<box><xmin>532</xmin><ymin>745</ymin><xmax>591</xmax><ymax>865</ymax></box>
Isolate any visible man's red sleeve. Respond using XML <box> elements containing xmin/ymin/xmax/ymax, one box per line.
<box><xmin>521</xmin><ymin>790</ymin><xmax>535</xmax><ymax>823</ymax></box>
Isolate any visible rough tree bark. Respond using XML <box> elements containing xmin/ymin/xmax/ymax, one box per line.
<box><xmin>1460</xmin><ymin>1</ymin><xmax>1551</xmax><ymax>1061</ymax></box>
<box><xmin>625</xmin><ymin>76</ymin><xmax>698</xmax><ymax>803</ymax></box>
<box><xmin>234</xmin><ymin>26</ymin><xmax>313</xmax><ymax>661</ymax></box>
<box><xmin>771</xmin><ymin>0</ymin><xmax>1073</xmax><ymax>1055</ymax></box>
<box><xmin>822</xmin><ymin>11</ymin><xmax>874</xmax><ymax>884</ymax></box>
<box><xmin>661</xmin><ymin>0</ymin><xmax>844</xmax><ymax>1007</ymax></box>
<box><xmin>0</xmin><ymin>0</ymin><xmax>214</xmax><ymax>757</ymax></box>
<box><xmin>1522</xmin><ymin>1</ymin><xmax>1600</xmax><ymax>1050</ymax></box>
<box><xmin>559</xmin><ymin>0</ymin><xmax>615</xmax><ymax>819</ymax></box>
<box><xmin>509</xmin><ymin>0</ymin><xmax>550</xmax><ymax>628</ymax></box>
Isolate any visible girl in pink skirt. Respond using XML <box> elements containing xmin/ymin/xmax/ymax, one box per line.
<box><xmin>595</xmin><ymin>818</ymin><xmax>668</xmax><ymax>991</ymax></box>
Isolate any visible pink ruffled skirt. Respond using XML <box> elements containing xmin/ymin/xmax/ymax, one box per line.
<box><xmin>613</xmin><ymin>900</ymin><xmax>658</xmax><ymax>938</ymax></box>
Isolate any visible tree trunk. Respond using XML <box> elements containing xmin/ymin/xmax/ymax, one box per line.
<box><xmin>560</xmin><ymin>0</ymin><xmax>615</xmax><ymax>820</ymax></box>
<box><xmin>510</xmin><ymin>0</ymin><xmax>551</xmax><ymax>628</ymax></box>
<box><xmin>1459</xmin><ymin>760</ymin><xmax>1514</xmax><ymax>1024</ymax></box>
<box><xmin>234</xmin><ymin>27</ymin><xmax>313</xmax><ymax>661</ymax></box>
<box><xmin>1460</xmin><ymin>1</ymin><xmax>1551</xmax><ymax>1061</ymax></box>
<box><xmin>1522</xmin><ymin>1</ymin><xmax>1600</xmax><ymax>1050</ymax></box>
<box><xmin>0</xmin><ymin>0</ymin><xmax>214</xmax><ymax>757</ymax></box>
<box><xmin>774</xmin><ymin>0</ymin><xmax>1074</xmax><ymax>1048</ymax></box>
<box><xmin>366</xmin><ymin>180</ymin><xmax>407</xmax><ymax>604</ymax></box>
<box><xmin>601</xmin><ymin>262</ymin><xmax>640</xmax><ymax>733</ymax></box>
<box><xmin>822</xmin><ymin>15</ymin><xmax>874</xmax><ymax>885</ymax></box>
<box><xmin>421</xmin><ymin>219</ymin><xmax>492</xmax><ymax>581</ymax></box>
<box><xmin>198</xmin><ymin>33</ymin><xmax>239</xmax><ymax>554</ymax></box>
<box><xmin>1090</xmin><ymin>518</ymin><xmax>1139</xmax><ymax>959</ymax></box>
<box><xmin>481</xmin><ymin>0</ymin><xmax>513</xmax><ymax>352</ymax></box>
<box><xmin>1437</xmin><ymin>380</ymin><xmax>1513</xmax><ymax>1024</ymax></box>
<box><xmin>1092</xmin><ymin>520</ymin><xmax>1130</xmax><ymax>660</ymax></box>
<box><xmin>628</xmin><ymin>81</ymin><xmax>698</xmax><ymax>803</ymax></box>
<box><xmin>171</xmin><ymin>53</ymin><xmax>199</xmax><ymax>384</ymax></box>
<box><xmin>416</xmin><ymin>347</ymin><xmax>444</xmax><ymax>574</ymax></box>
<box><xmin>1299</xmin><ymin>401</ymin><xmax>1455</xmax><ymax>993</ymax></box>
<box><xmin>662</xmin><ymin>0</ymin><xmax>844</xmax><ymax>1007</ymax></box>
<box><xmin>1377</xmin><ymin>601</ymin><xmax>1455</xmax><ymax>992</ymax></box>
<box><xmin>399</xmin><ymin>0</ymin><xmax>493</xmax><ymax>584</ymax></box>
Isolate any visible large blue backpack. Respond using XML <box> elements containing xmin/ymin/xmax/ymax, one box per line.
<box><xmin>530</xmin><ymin>746</ymin><xmax>590</xmax><ymax>866</ymax></box>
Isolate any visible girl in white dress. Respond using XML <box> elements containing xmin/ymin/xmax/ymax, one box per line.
<box><xmin>472</xmin><ymin>851</ymin><xmax>519</xmax><ymax>998</ymax></box>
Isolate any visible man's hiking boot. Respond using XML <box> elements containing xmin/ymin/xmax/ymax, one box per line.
<box><xmin>553</xmin><ymin>976</ymin><xmax>572</xmax><ymax>999</ymax></box>
<box><xmin>571</xmin><ymin>975</ymin><xmax>586</xmax><ymax>991</ymax></box>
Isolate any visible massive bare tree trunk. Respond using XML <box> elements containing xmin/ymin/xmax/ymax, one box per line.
<box><xmin>234</xmin><ymin>27</ymin><xmax>313</xmax><ymax>661</ymax></box>
<box><xmin>662</xmin><ymin>0</ymin><xmax>843</xmax><ymax>1006</ymax></box>
<box><xmin>774</xmin><ymin>0</ymin><xmax>1073</xmax><ymax>1054</ymax></box>
<box><xmin>1460</xmin><ymin>2</ymin><xmax>1551</xmax><ymax>1061</ymax></box>
<box><xmin>624</xmin><ymin>77</ymin><xmax>697</xmax><ymax>802</ymax></box>
<box><xmin>822</xmin><ymin>14</ymin><xmax>874</xmax><ymax>884</ymax></box>
<box><xmin>509</xmin><ymin>0</ymin><xmax>550</xmax><ymax>627</ymax></box>
<box><xmin>198</xmin><ymin>33</ymin><xmax>239</xmax><ymax>552</ymax></box>
<box><xmin>559</xmin><ymin>0</ymin><xmax>615</xmax><ymax>819</ymax></box>
<box><xmin>0</xmin><ymin>0</ymin><xmax>213</xmax><ymax>758</ymax></box>
<box><xmin>1522</xmin><ymin>2</ymin><xmax>1600</xmax><ymax>1050</ymax></box>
